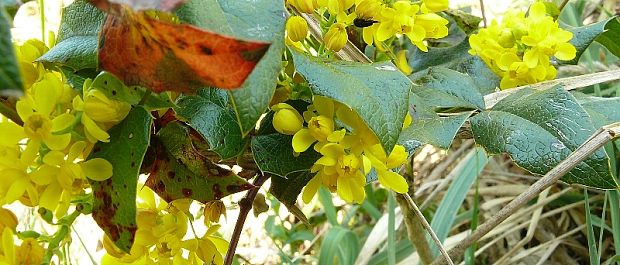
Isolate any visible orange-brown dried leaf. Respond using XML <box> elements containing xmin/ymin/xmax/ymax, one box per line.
<box><xmin>98</xmin><ymin>11</ymin><xmax>269</xmax><ymax>93</ymax></box>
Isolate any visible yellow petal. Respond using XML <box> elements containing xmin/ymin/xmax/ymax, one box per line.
<box><xmin>81</xmin><ymin>114</ymin><xmax>110</xmax><ymax>142</ymax></box>
<box><xmin>386</xmin><ymin>144</ymin><xmax>408</xmax><ymax>168</ymax></box>
<box><xmin>42</xmin><ymin>151</ymin><xmax>65</xmax><ymax>166</ymax></box>
<box><xmin>554</xmin><ymin>43</ymin><xmax>576</xmax><ymax>61</ymax></box>
<box><xmin>2</xmin><ymin>227</ymin><xmax>16</xmax><ymax>264</ymax></box>
<box><xmin>337</xmin><ymin>175</ymin><xmax>365</xmax><ymax>203</ymax></box>
<box><xmin>378</xmin><ymin>170</ymin><xmax>408</xmax><ymax>193</ymax></box>
<box><xmin>21</xmin><ymin>139</ymin><xmax>41</xmax><ymax>165</ymax></box>
<box><xmin>15</xmin><ymin>100</ymin><xmax>34</xmax><ymax>121</ymax></box>
<box><xmin>39</xmin><ymin>183</ymin><xmax>62</xmax><ymax>211</ymax></box>
<box><xmin>302</xmin><ymin>174</ymin><xmax>323</xmax><ymax>203</ymax></box>
<box><xmin>43</xmin><ymin>133</ymin><xmax>72</xmax><ymax>151</ymax></box>
<box><xmin>52</xmin><ymin>113</ymin><xmax>75</xmax><ymax>132</ymax></box>
<box><xmin>0</xmin><ymin>122</ymin><xmax>26</xmax><ymax>146</ymax></box>
<box><xmin>5</xmin><ymin>178</ymin><xmax>27</xmax><ymax>204</ymax></box>
<box><xmin>292</xmin><ymin>129</ymin><xmax>316</xmax><ymax>153</ymax></box>
<box><xmin>81</xmin><ymin>158</ymin><xmax>113</xmax><ymax>181</ymax></box>
<box><xmin>32</xmin><ymin>77</ymin><xmax>59</xmax><ymax>116</ymax></box>
<box><xmin>68</xmin><ymin>141</ymin><xmax>87</xmax><ymax>161</ymax></box>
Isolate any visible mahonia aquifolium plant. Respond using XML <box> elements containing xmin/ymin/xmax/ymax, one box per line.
<box><xmin>468</xmin><ymin>1</ymin><xmax>577</xmax><ymax>89</ymax></box>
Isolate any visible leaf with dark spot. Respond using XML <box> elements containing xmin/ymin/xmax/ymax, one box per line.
<box><xmin>145</xmin><ymin>121</ymin><xmax>252</xmax><ymax>203</ymax></box>
<box><xmin>88</xmin><ymin>107</ymin><xmax>152</xmax><ymax>253</ymax></box>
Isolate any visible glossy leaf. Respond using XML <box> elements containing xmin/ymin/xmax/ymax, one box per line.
<box><xmin>89</xmin><ymin>72</ymin><xmax>176</xmax><ymax>111</ymax></box>
<box><xmin>0</xmin><ymin>9</ymin><xmax>22</xmax><ymax>97</ymax></box>
<box><xmin>573</xmin><ymin>92</ymin><xmax>620</xmax><ymax>128</ymax></box>
<box><xmin>175</xmin><ymin>88</ymin><xmax>246</xmax><ymax>160</ymax></box>
<box><xmin>398</xmin><ymin>112</ymin><xmax>471</xmax><ymax>154</ymax></box>
<box><xmin>177</xmin><ymin>0</ymin><xmax>286</xmax><ymax>135</ymax></box>
<box><xmin>251</xmin><ymin>133</ymin><xmax>321</xmax><ymax>178</ymax></box>
<box><xmin>562</xmin><ymin>17</ymin><xmax>620</xmax><ymax>64</ymax></box>
<box><xmin>412</xmin><ymin>67</ymin><xmax>485</xmax><ymax>110</ymax></box>
<box><xmin>88</xmin><ymin>107</ymin><xmax>152</xmax><ymax>253</ymax></box>
<box><xmin>292</xmin><ymin>50</ymin><xmax>411</xmax><ymax>152</ymax></box>
<box><xmin>38</xmin><ymin>0</ymin><xmax>104</xmax><ymax>70</ymax></box>
<box><xmin>145</xmin><ymin>121</ymin><xmax>252</xmax><ymax>203</ymax></box>
<box><xmin>270</xmin><ymin>171</ymin><xmax>314</xmax><ymax>207</ymax></box>
<box><xmin>470</xmin><ymin>86</ymin><xmax>617</xmax><ymax>189</ymax></box>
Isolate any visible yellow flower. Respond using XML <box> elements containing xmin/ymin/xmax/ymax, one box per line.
<box><xmin>286</xmin><ymin>16</ymin><xmax>309</xmax><ymax>43</ymax></box>
<box><xmin>324</xmin><ymin>23</ymin><xmax>349</xmax><ymax>52</ymax></box>
<box><xmin>0</xmin><ymin>227</ymin><xmax>16</xmax><ymax>264</ymax></box>
<box><xmin>365</xmin><ymin>144</ymin><xmax>409</xmax><ymax>193</ymax></box>
<box><xmin>272</xmin><ymin>103</ymin><xmax>304</xmax><ymax>135</ymax></box>
<box><xmin>16</xmin><ymin>73</ymin><xmax>73</xmax><ymax>151</ymax></box>
<box><xmin>292</xmin><ymin>97</ymin><xmax>340</xmax><ymax>152</ymax></box>
<box><xmin>72</xmin><ymin>95</ymin><xmax>111</xmax><ymax>142</ymax></box>
<box><xmin>422</xmin><ymin>0</ymin><xmax>448</xmax><ymax>12</ymax></box>
<box><xmin>355</xmin><ymin>0</ymin><xmax>381</xmax><ymax>20</ymax></box>
<box><xmin>0</xmin><ymin>208</ymin><xmax>17</xmax><ymax>232</ymax></box>
<box><xmin>15</xmin><ymin>238</ymin><xmax>45</xmax><ymax>265</ymax></box>
<box><xmin>83</xmin><ymin>88</ymin><xmax>131</xmax><ymax>124</ymax></box>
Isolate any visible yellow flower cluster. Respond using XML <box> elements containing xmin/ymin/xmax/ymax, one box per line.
<box><xmin>272</xmin><ymin>97</ymin><xmax>411</xmax><ymax>203</ymax></box>
<box><xmin>0</xmin><ymin>208</ymin><xmax>45</xmax><ymax>264</ymax></box>
<box><xmin>286</xmin><ymin>0</ymin><xmax>450</xmax><ymax>53</ymax></box>
<box><xmin>0</xmin><ymin>39</ymin><xmax>130</xmax><ymax>219</ymax></box>
<box><xmin>102</xmin><ymin>187</ymin><xmax>228</xmax><ymax>265</ymax></box>
<box><xmin>469</xmin><ymin>1</ymin><xmax>577</xmax><ymax>89</ymax></box>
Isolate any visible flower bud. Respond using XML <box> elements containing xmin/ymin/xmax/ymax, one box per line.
<box><xmin>203</xmin><ymin>200</ymin><xmax>226</xmax><ymax>225</ymax></box>
<box><xmin>83</xmin><ymin>89</ymin><xmax>131</xmax><ymax>123</ymax></box>
<box><xmin>355</xmin><ymin>0</ymin><xmax>381</xmax><ymax>19</ymax></box>
<box><xmin>422</xmin><ymin>0</ymin><xmax>448</xmax><ymax>12</ymax></box>
<box><xmin>286</xmin><ymin>16</ymin><xmax>309</xmax><ymax>42</ymax></box>
<box><xmin>324</xmin><ymin>23</ymin><xmax>348</xmax><ymax>52</ymax></box>
<box><xmin>272</xmin><ymin>103</ymin><xmax>304</xmax><ymax>135</ymax></box>
<box><xmin>289</xmin><ymin>0</ymin><xmax>317</xmax><ymax>13</ymax></box>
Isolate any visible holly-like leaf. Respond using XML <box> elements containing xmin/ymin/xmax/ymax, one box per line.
<box><xmin>398</xmin><ymin>112</ymin><xmax>471</xmax><ymax>154</ymax></box>
<box><xmin>177</xmin><ymin>0</ymin><xmax>286</xmax><ymax>135</ymax></box>
<box><xmin>146</xmin><ymin>121</ymin><xmax>252</xmax><ymax>203</ymax></box>
<box><xmin>38</xmin><ymin>0</ymin><xmax>104</xmax><ymax>70</ymax></box>
<box><xmin>251</xmin><ymin>133</ymin><xmax>321</xmax><ymax>178</ymax></box>
<box><xmin>407</xmin><ymin>38</ymin><xmax>499</xmax><ymax>94</ymax></box>
<box><xmin>291</xmin><ymin>50</ymin><xmax>411</xmax><ymax>152</ymax></box>
<box><xmin>561</xmin><ymin>17</ymin><xmax>620</xmax><ymax>65</ymax></box>
<box><xmin>573</xmin><ymin>92</ymin><xmax>620</xmax><ymax>127</ymax></box>
<box><xmin>0</xmin><ymin>9</ymin><xmax>22</xmax><ymax>97</ymax></box>
<box><xmin>175</xmin><ymin>89</ymin><xmax>246</xmax><ymax>160</ymax></box>
<box><xmin>92</xmin><ymin>0</ymin><xmax>270</xmax><ymax>93</ymax></box>
<box><xmin>470</xmin><ymin>86</ymin><xmax>618</xmax><ymax>189</ymax></box>
<box><xmin>270</xmin><ymin>171</ymin><xmax>314</xmax><ymax>206</ymax></box>
<box><xmin>412</xmin><ymin>67</ymin><xmax>485</xmax><ymax>110</ymax></box>
<box><xmin>88</xmin><ymin>107</ymin><xmax>152</xmax><ymax>253</ymax></box>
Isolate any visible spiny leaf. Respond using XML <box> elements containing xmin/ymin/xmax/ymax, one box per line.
<box><xmin>145</xmin><ymin>121</ymin><xmax>252</xmax><ymax>203</ymax></box>
<box><xmin>89</xmin><ymin>107</ymin><xmax>152</xmax><ymax>253</ymax></box>
<box><xmin>471</xmin><ymin>86</ymin><xmax>617</xmax><ymax>189</ymax></box>
<box><xmin>176</xmin><ymin>0</ymin><xmax>286</xmax><ymax>135</ymax></box>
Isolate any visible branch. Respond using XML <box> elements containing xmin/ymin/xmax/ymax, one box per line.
<box><xmin>430</xmin><ymin>122</ymin><xmax>620</xmax><ymax>265</ymax></box>
<box><xmin>395</xmin><ymin>194</ymin><xmax>435</xmax><ymax>264</ymax></box>
<box><xmin>0</xmin><ymin>97</ymin><xmax>23</xmax><ymax>126</ymax></box>
<box><xmin>484</xmin><ymin>69</ymin><xmax>620</xmax><ymax>109</ymax></box>
<box><xmin>223</xmin><ymin>173</ymin><xmax>271</xmax><ymax>265</ymax></box>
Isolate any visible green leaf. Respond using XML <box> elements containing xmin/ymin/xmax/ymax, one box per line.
<box><xmin>412</xmin><ymin>67</ymin><xmax>485</xmax><ymax>110</ymax></box>
<box><xmin>407</xmin><ymin>38</ymin><xmax>499</xmax><ymax>94</ymax></box>
<box><xmin>573</xmin><ymin>92</ymin><xmax>620</xmax><ymax>127</ymax></box>
<box><xmin>146</xmin><ymin>121</ymin><xmax>252</xmax><ymax>203</ymax></box>
<box><xmin>595</xmin><ymin>18</ymin><xmax>620</xmax><ymax>58</ymax></box>
<box><xmin>318</xmin><ymin>226</ymin><xmax>360</xmax><ymax>265</ymax></box>
<box><xmin>88</xmin><ymin>107</ymin><xmax>152</xmax><ymax>253</ymax></box>
<box><xmin>398</xmin><ymin>112</ymin><xmax>471</xmax><ymax>154</ymax></box>
<box><xmin>444</xmin><ymin>10</ymin><xmax>482</xmax><ymax>35</ymax></box>
<box><xmin>251</xmin><ymin>133</ymin><xmax>321</xmax><ymax>177</ymax></box>
<box><xmin>176</xmin><ymin>89</ymin><xmax>247</xmax><ymax>160</ymax></box>
<box><xmin>38</xmin><ymin>0</ymin><xmax>104</xmax><ymax>70</ymax></box>
<box><xmin>562</xmin><ymin>17</ymin><xmax>620</xmax><ymax>64</ymax></box>
<box><xmin>270</xmin><ymin>171</ymin><xmax>314</xmax><ymax>206</ymax></box>
<box><xmin>0</xmin><ymin>9</ymin><xmax>22</xmax><ymax>97</ymax></box>
<box><xmin>176</xmin><ymin>0</ymin><xmax>285</xmax><ymax>135</ymax></box>
<box><xmin>89</xmin><ymin>72</ymin><xmax>176</xmax><ymax>111</ymax></box>
<box><xmin>470</xmin><ymin>86</ymin><xmax>617</xmax><ymax>189</ymax></box>
<box><xmin>291</xmin><ymin>50</ymin><xmax>411</xmax><ymax>152</ymax></box>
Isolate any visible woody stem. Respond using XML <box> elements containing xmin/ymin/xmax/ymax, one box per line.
<box><xmin>223</xmin><ymin>173</ymin><xmax>270</xmax><ymax>265</ymax></box>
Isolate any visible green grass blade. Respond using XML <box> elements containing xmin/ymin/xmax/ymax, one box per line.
<box><xmin>585</xmin><ymin>189</ymin><xmax>601</xmax><ymax>265</ymax></box>
<box><xmin>319</xmin><ymin>226</ymin><xmax>360</xmax><ymax>265</ymax></box>
<box><xmin>464</xmin><ymin>178</ymin><xmax>480</xmax><ymax>265</ymax></box>
<box><xmin>610</xmin><ymin>191</ymin><xmax>620</xmax><ymax>265</ymax></box>
<box><xmin>388</xmin><ymin>192</ymin><xmax>396</xmax><ymax>265</ymax></box>
<box><xmin>429</xmin><ymin>147</ymin><xmax>488</xmax><ymax>257</ymax></box>
<box><xmin>319</xmin><ymin>187</ymin><xmax>338</xmax><ymax>226</ymax></box>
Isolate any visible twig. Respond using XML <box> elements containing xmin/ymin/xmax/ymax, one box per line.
<box><xmin>396</xmin><ymin>194</ymin><xmax>435</xmax><ymax>264</ymax></box>
<box><xmin>0</xmin><ymin>98</ymin><xmax>23</xmax><ymax>126</ymax></box>
<box><xmin>430</xmin><ymin>122</ymin><xmax>620</xmax><ymax>265</ymax></box>
<box><xmin>401</xmin><ymin>193</ymin><xmax>455</xmax><ymax>265</ymax></box>
<box><xmin>223</xmin><ymin>173</ymin><xmax>271</xmax><ymax>265</ymax></box>
<box><xmin>559</xmin><ymin>0</ymin><xmax>570</xmax><ymax>12</ymax></box>
<box><xmin>478</xmin><ymin>0</ymin><xmax>487</xmax><ymax>27</ymax></box>
<box><xmin>484</xmin><ymin>69</ymin><xmax>620</xmax><ymax>109</ymax></box>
